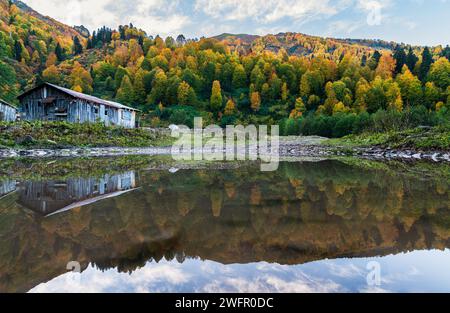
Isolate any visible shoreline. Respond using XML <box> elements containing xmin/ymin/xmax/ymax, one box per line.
<box><xmin>1</xmin><ymin>144</ymin><xmax>449</xmax><ymax>162</ymax></box>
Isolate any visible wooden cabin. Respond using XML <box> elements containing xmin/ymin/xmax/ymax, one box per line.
<box><xmin>0</xmin><ymin>179</ymin><xmax>16</xmax><ymax>200</ymax></box>
<box><xmin>0</xmin><ymin>99</ymin><xmax>17</xmax><ymax>122</ymax></box>
<box><xmin>18</xmin><ymin>171</ymin><xmax>137</xmax><ymax>217</ymax></box>
<box><xmin>18</xmin><ymin>83</ymin><xmax>139</xmax><ymax>128</ymax></box>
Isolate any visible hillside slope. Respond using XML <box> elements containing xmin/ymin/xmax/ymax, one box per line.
<box><xmin>0</xmin><ymin>0</ymin><xmax>449</xmax><ymax>139</ymax></box>
<box><xmin>0</xmin><ymin>0</ymin><xmax>85</xmax><ymax>101</ymax></box>
<box><xmin>212</xmin><ymin>32</ymin><xmax>399</xmax><ymax>58</ymax></box>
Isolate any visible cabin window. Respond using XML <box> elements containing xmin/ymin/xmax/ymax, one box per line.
<box><xmin>93</xmin><ymin>106</ymin><xmax>99</xmax><ymax>114</ymax></box>
<box><xmin>122</xmin><ymin>110</ymin><xmax>132</xmax><ymax>121</ymax></box>
<box><xmin>55</xmin><ymin>105</ymin><xmax>67</xmax><ymax>114</ymax></box>
<box><xmin>105</xmin><ymin>109</ymin><xmax>108</xmax><ymax>116</ymax></box>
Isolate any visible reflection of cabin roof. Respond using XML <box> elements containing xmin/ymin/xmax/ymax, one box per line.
<box><xmin>45</xmin><ymin>188</ymin><xmax>138</xmax><ymax>217</ymax></box>
<box><xmin>0</xmin><ymin>99</ymin><xmax>16</xmax><ymax>109</ymax></box>
<box><xmin>0</xmin><ymin>190</ymin><xmax>16</xmax><ymax>201</ymax></box>
<box><xmin>18</xmin><ymin>82</ymin><xmax>139</xmax><ymax>112</ymax></box>
<box><xmin>19</xmin><ymin>187</ymin><xmax>138</xmax><ymax>217</ymax></box>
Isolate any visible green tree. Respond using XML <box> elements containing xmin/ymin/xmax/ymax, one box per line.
<box><xmin>427</xmin><ymin>57</ymin><xmax>450</xmax><ymax>90</ymax></box>
<box><xmin>424</xmin><ymin>82</ymin><xmax>440</xmax><ymax>109</ymax></box>
<box><xmin>406</xmin><ymin>47</ymin><xmax>418</xmax><ymax>72</ymax></box>
<box><xmin>73</xmin><ymin>36</ymin><xmax>83</xmax><ymax>55</ymax></box>
<box><xmin>116</xmin><ymin>75</ymin><xmax>135</xmax><ymax>105</ymax></box>
<box><xmin>0</xmin><ymin>61</ymin><xmax>18</xmax><ymax>103</ymax></box>
<box><xmin>368</xmin><ymin>50</ymin><xmax>381</xmax><ymax>70</ymax></box>
<box><xmin>177</xmin><ymin>81</ymin><xmax>197</xmax><ymax>105</ymax></box>
<box><xmin>13</xmin><ymin>40</ymin><xmax>22</xmax><ymax>61</ymax></box>
<box><xmin>393</xmin><ymin>46</ymin><xmax>406</xmax><ymax>74</ymax></box>
<box><xmin>300</xmin><ymin>70</ymin><xmax>324</xmax><ymax>98</ymax></box>
<box><xmin>147</xmin><ymin>70</ymin><xmax>168</xmax><ymax>105</ymax></box>
<box><xmin>396</xmin><ymin>67</ymin><xmax>423</xmax><ymax>106</ymax></box>
<box><xmin>134</xmin><ymin>68</ymin><xmax>148</xmax><ymax>103</ymax></box>
<box><xmin>114</xmin><ymin>66</ymin><xmax>128</xmax><ymax>90</ymax></box>
<box><xmin>232</xmin><ymin>64</ymin><xmax>247</xmax><ymax>90</ymax></box>
<box><xmin>250</xmin><ymin>66</ymin><xmax>265</xmax><ymax>91</ymax></box>
<box><xmin>419</xmin><ymin>47</ymin><xmax>433</xmax><ymax>81</ymax></box>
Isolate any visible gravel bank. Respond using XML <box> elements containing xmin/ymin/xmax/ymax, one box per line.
<box><xmin>0</xmin><ymin>135</ymin><xmax>448</xmax><ymax>162</ymax></box>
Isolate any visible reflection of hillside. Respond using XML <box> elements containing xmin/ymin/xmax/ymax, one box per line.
<box><xmin>17</xmin><ymin>172</ymin><xmax>137</xmax><ymax>216</ymax></box>
<box><xmin>0</xmin><ymin>161</ymin><xmax>449</xmax><ymax>292</ymax></box>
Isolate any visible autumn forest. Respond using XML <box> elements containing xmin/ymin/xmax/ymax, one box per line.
<box><xmin>1</xmin><ymin>0</ymin><xmax>449</xmax><ymax>137</ymax></box>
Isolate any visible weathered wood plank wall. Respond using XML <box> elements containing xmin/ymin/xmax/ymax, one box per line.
<box><xmin>20</xmin><ymin>85</ymin><xmax>137</xmax><ymax>128</ymax></box>
<box><xmin>0</xmin><ymin>179</ymin><xmax>16</xmax><ymax>198</ymax></box>
<box><xmin>18</xmin><ymin>171</ymin><xmax>136</xmax><ymax>215</ymax></box>
<box><xmin>0</xmin><ymin>102</ymin><xmax>17</xmax><ymax>122</ymax></box>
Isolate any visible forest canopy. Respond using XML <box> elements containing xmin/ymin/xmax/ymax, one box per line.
<box><xmin>0</xmin><ymin>0</ymin><xmax>449</xmax><ymax>137</ymax></box>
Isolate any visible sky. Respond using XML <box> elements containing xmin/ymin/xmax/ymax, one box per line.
<box><xmin>21</xmin><ymin>0</ymin><xmax>450</xmax><ymax>46</ymax></box>
<box><xmin>30</xmin><ymin>250</ymin><xmax>450</xmax><ymax>293</ymax></box>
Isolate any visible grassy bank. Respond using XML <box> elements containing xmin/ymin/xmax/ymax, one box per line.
<box><xmin>326</xmin><ymin>125</ymin><xmax>450</xmax><ymax>151</ymax></box>
<box><xmin>0</xmin><ymin>121</ymin><xmax>174</xmax><ymax>149</ymax></box>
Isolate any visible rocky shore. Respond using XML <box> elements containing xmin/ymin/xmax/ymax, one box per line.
<box><xmin>280</xmin><ymin>144</ymin><xmax>450</xmax><ymax>162</ymax></box>
<box><xmin>0</xmin><ymin>143</ymin><xmax>449</xmax><ymax>162</ymax></box>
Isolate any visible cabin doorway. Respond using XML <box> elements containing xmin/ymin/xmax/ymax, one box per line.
<box><xmin>54</xmin><ymin>101</ymin><xmax>68</xmax><ymax>121</ymax></box>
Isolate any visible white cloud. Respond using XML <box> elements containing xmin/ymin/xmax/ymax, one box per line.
<box><xmin>194</xmin><ymin>0</ymin><xmax>350</xmax><ymax>23</ymax></box>
<box><xmin>356</xmin><ymin>0</ymin><xmax>392</xmax><ymax>25</ymax></box>
<box><xmin>325</xmin><ymin>20</ymin><xmax>366</xmax><ymax>36</ymax></box>
<box><xmin>30</xmin><ymin>262</ymin><xmax>191</xmax><ymax>293</ymax></box>
<box><xmin>21</xmin><ymin>0</ymin><xmax>190</xmax><ymax>37</ymax></box>
<box><xmin>201</xmin><ymin>274</ymin><xmax>343</xmax><ymax>293</ymax></box>
<box><xmin>19</xmin><ymin>0</ymin><xmax>450</xmax><ymax>44</ymax></box>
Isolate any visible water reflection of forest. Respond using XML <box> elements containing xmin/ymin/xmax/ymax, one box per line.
<box><xmin>0</xmin><ymin>160</ymin><xmax>449</xmax><ymax>292</ymax></box>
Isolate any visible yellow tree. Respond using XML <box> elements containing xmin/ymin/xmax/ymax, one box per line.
<box><xmin>72</xmin><ymin>85</ymin><xmax>83</xmax><ymax>92</ymax></box>
<box><xmin>386</xmin><ymin>81</ymin><xmax>403</xmax><ymax>111</ymax></box>
<box><xmin>396</xmin><ymin>66</ymin><xmax>423</xmax><ymax>106</ymax></box>
<box><xmin>42</xmin><ymin>65</ymin><xmax>61</xmax><ymax>84</ymax></box>
<box><xmin>128</xmin><ymin>39</ymin><xmax>144</xmax><ymax>64</ymax></box>
<box><xmin>45</xmin><ymin>52</ymin><xmax>58</xmax><ymax>67</ymax></box>
<box><xmin>177</xmin><ymin>81</ymin><xmax>196</xmax><ymax>105</ymax></box>
<box><xmin>250</xmin><ymin>92</ymin><xmax>261</xmax><ymax>112</ymax></box>
<box><xmin>281</xmin><ymin>82</ymin><xmax>289</xmax><ymax>102</ymax></box>
<box><xmin>69</xmin><ymin>62</ymin><xmax>93</xmax><ymax>94</ymax></box>
<box><xmin>290</xmin><ymin>97</ymin><xmax>306</xmax><ymax>118</ymax></box>
<box><xmin>375</xmin><ymin>53</ymin><xmax>396</xmax><ymax>79</ymax></box>
<box><xmin>210</xmin><ymin>80</ymin><xmax>223</xmax><ymax>112</ymax></box>
<box><xmin>224</xmin><ymin>99</ymin><xmax>237</xmax><ymax>116</ymax></box>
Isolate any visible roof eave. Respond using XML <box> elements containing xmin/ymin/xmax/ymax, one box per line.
<box><xmin>0</xmin><ymin>99</ymin><xmax>17</xmax><ymax>109</ymax></box>
<box><xmin>17</xmin><ymin>82</ymin><xmax>140</xmax><ymax>112</ymax></box>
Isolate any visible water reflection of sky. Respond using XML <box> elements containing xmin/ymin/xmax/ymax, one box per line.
<box><xmin>30</xmin><ymin>249</ymin><xmax>450</xmax><ymax>293</ymax></box>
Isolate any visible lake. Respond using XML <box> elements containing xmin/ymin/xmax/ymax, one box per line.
<box><xmin>0</xmin><ymin>157</ymin><xmax>449</xmax><ymax>293</ymax></box>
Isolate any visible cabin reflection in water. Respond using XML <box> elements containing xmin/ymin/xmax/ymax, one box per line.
<box><xmin>0</xmin><ymin>179</ymin><xmax>16</xmax><ymax>199</ymax></box>
<box><xmin>17</xmin><ymin>172</ymin><xmax>137</xmax><ymax>216</ymax></box>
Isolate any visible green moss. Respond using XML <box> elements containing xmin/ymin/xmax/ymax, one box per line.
<box><xmin>0</xmin><ymin>121</ymin><xmax>175</xmax><ymax>148</ymax></box>
<box><xmin>0</xmin><ymin>156</ymin><xmax>172</xmax><ymax>180</ymax></box>
<box><xmin>326</xmin><ymin>125</ymin><xmax>450</xmax><ymax>150</ymax></box>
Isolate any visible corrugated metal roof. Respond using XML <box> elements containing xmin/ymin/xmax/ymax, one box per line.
<box><xmin>19</xmin><ymin>83</ymin><xmax>139</xmax><ymax>111</ymax></box>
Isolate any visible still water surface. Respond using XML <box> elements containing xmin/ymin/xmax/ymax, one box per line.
<box><xmin>0</xmin><ymin>157</ymin><xmax>449</xmax><ymax>293</ymax></box>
